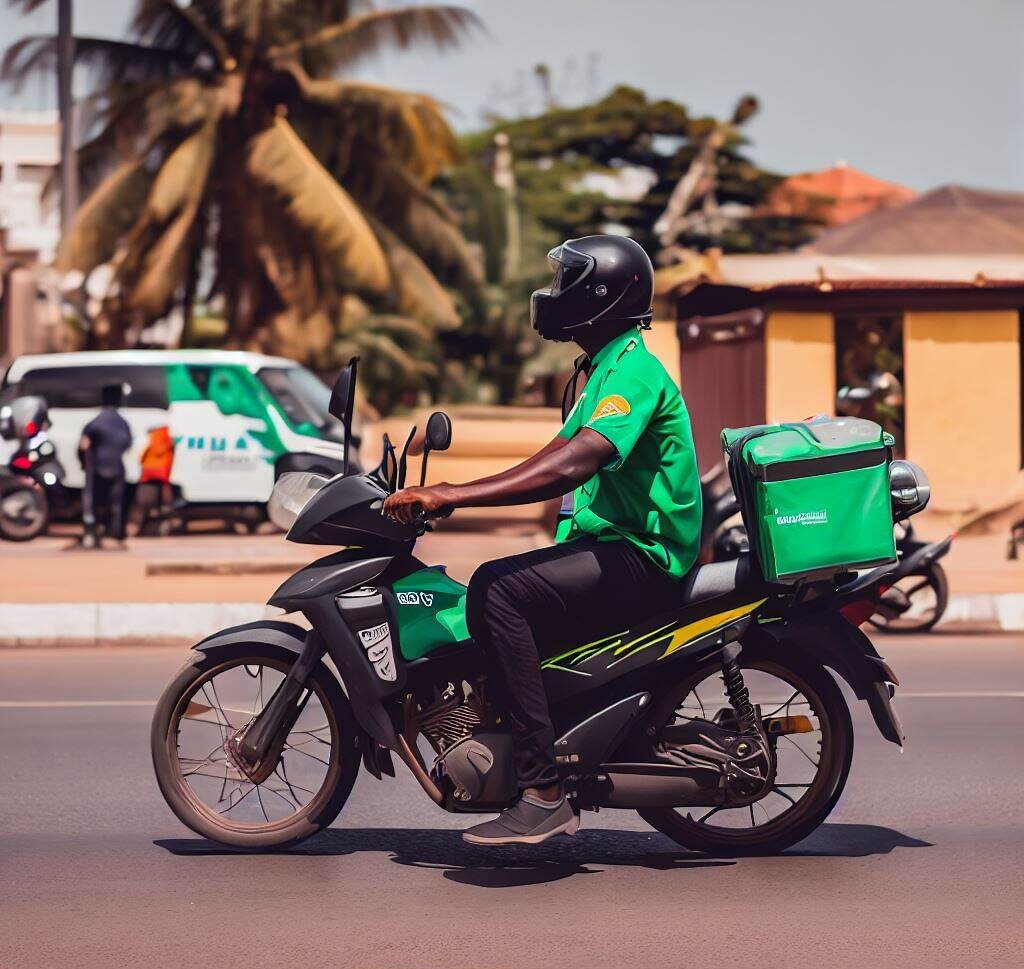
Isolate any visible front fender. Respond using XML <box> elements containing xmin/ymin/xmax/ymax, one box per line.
<box><xmin>754</xmin><ymin>613</ymin><xmax>904</xmax><ymax>745</ymax></box>
<box><xmin>193</xmin><ymin>619</ymin><xmax>307</xmax><ymax>656</ymax></box>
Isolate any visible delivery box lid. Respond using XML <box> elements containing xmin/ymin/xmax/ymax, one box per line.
<box><xmin>723</xmin><ymin>417</ymin><xmax>894</xmax><ymax>482</ymax></box>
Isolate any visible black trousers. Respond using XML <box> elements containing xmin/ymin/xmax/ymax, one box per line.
<box><xmin>82</xmin><ymin>471</ymin><xmax>126</xmax><ymax>541</ymax></box>
<box><xmin>466</xmin><ymin>538</ymin><xmax>678</xmax><ymax>790</ymax></box>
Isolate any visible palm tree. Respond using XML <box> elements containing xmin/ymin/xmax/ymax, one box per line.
<box><xmin>2</xmin><ymin>0</ymin><xmax>484</xmax><ymax>381</ymax></box>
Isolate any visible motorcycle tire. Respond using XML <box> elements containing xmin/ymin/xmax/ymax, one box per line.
<box><xmin>867</xmin><ymin>563</ymin><xmax>949</xmax><ymax>634</ymax></box>
<box><xmin>151</xmin><ymin>642</ymin><xmax>361</xmax><ymax>849</ymax></box>
<box><xmin>0</xmin><ymin>482</ymin><xmax>50</xmax><ymax>542</ymax></box>
<box><xmin>638</xmin><ymin>640</ymin><xmax>854</xmax><ymax>856</ymax></box>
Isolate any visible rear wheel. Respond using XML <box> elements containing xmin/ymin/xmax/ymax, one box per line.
<box><xmin>868</xmin><ymin>563</ymin><xmax>948</xmax><ymax>633</ymax></box>
<box><xmin>151</xmin><ymin>643</ymin><xmax>360</xmax><ymax>849</ymax></box>
<box><xmin>0</xmin><ymin>481</ymin><xmax>49</xmax><ymax>541</ymax></box>
<box><xmin>639</xmin><ymin>642</ymin><xmax>853</xmax><ymax>855</ymax></box>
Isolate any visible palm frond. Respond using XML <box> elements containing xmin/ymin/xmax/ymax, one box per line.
<box><xmin>119</xmin><ymin>119</ymin><xmax>218</xmax><ymax>316</ymax></box>
<box><xmin>269</xmin><ymin>5</ymin><xmax>482</xmax><ymax>69</ymax></box>
<box><xmin>124</xmin><ymin>204</ymin><xmax>200</xmax><ymax>316</ymax></box>
<box><xmin>56</xmin><ymin>161</ymin><xmax>153</xmax><ymax>274</ymax></box>
<box><xmin>145</xmin><ymin>116</ymin><xmax>218</xmax><ymax>223</ymax></box>
<box><xmin>246</xmin><ymin>116</ymin><xmax>389</xmax><ymax>295</ymax></box>
<box><xmin>1</xmin><ymin>34</ymin><xmax>191</xmax><ymax>91</ymax></box>
<box><xmin>130</xmin><ymin>0</ymin><xmax>232</xmax><ymax>69</ymax></box>
<box><xmin>301</xmin><ymin>78</ymin><xmax>458</xmax><ymax>182</ymax></box>
<box><xmin>371</xmin><ymin>219</ymin><xmax>459</xmax><ymax>330</ymax></box>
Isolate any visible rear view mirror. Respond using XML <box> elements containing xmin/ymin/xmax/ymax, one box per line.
<box><xmin>889</xmin><ymin>459</ymin><xmax>931</xmax><ymax>521</ymax></box>
<box><xmin>329</xmin><ymin>359</ymin><xmax>356</xmax><ymax>421</ymax></box>
<box><xmin>329</xmin><ymin>357</ymin><xmax>359</xmax><ymax>475</ymax></box>
<box><xmin>419</xmin><ymin>411</ymin><xmax>453</xmax><ymax>486</ymax></box>
<box><xmin>425</xmin><ymin>411</ymin><xmax>452</xmax><ymax>453</ymax></box>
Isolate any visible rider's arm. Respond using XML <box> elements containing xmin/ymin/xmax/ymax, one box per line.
<box><xmin>382</xmin><ymin>429</ymin><xmax>615</xmax><ymax>524</ymax></box>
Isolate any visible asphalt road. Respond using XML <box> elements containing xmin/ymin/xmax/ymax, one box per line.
<box><xmin>2</xmin><ymin>633</ymin><xmax>1022</xmax><ymax>969</ymax></box>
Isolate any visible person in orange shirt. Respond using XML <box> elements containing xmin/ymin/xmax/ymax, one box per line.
<box><xmin>138</xmin><ymin>425</ymin><xmax>175</xmax><ymax>535</ymax></box>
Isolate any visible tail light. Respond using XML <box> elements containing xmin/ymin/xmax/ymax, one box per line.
<box><xmin>841</xmin><ymin>583</ymin><xmax>890</xmax><ymax>628</ymax></box>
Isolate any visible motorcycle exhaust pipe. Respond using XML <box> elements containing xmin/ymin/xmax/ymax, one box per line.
<box><xmin>586</xmin><ymin>763</ymin><xmax>724</xmax><ymax>809</ymax></box>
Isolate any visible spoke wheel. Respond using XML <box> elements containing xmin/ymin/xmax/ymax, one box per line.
<box><xmin>0</xmin><ymin>484</ymin><xmax>49</xmax><ymax>541</ymax></box>
<box><xmin>639</xmin><ymin>641</ymin><xmax>853</xmax><ymax>855</ymax></box>
<box><xmin>151</xmin><ymin>643</ymin><xmax>360</xmax><ymax>849</ymax></box>
<box><xmin>868</xmin><ymin>564</ymin><xmax>948</xmax><ymax>634</ymax></box>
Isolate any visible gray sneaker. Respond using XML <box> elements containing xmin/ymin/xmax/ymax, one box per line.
<box><xmin>462</xmin><ymin>794</ymin><xmax>579</xmax><ymax>846</ymax></box>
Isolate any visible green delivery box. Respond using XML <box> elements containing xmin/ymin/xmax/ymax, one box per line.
<box><xmin>722</xmin><ymin>417</ymin><xmax>897</xmax><ymax>583</ymax></box>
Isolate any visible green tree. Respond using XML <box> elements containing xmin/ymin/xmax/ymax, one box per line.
<box><xmin>440</xmin><ymin>85</ymin><xmax>812</xmax><ymax>403</ymax></box>
<box><xmin>3</xmin><ymin>0</ymin><xmax>483</xmax><ymax>405</ymax></box>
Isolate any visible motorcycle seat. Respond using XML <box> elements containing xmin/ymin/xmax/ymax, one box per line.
<box><xmin>677</xmin><ymin>553</ymin><xmax>768</xmax><ymax>610</ymax></box>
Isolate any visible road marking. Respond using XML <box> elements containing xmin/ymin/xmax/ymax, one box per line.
<box><xmin>896</xmin><ymin>691</ymin><xmax>1024</xmax><ymax>699</ymax></box>
<box><xmin>2</xmin><ymin>692</ymin><xmax>1024</xmax><ymax>710</ymax></box>
<box><xmin>0</xmin><ymin>700</ymin><xmax>155</xmax><ymax>708</ymax></box>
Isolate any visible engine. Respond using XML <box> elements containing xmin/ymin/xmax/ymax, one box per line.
<box><xmin>415</xmin><ymin>682</ymin><xmax>516</xmax><ymax>805</ymax></box>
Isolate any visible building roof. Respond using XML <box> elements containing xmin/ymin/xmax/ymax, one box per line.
<box><xmin>764</xmin><ymin>164</ymin><xmax>915</xmax><ymax>226</ymax></box>
<box><xmin>806</xmin><ymin>184</ymin><xmax>1024</xmax><ymax>254</ymax></box>
<box><xmin>662</xmin><ymin>251</ymin><xmax>1024</xmax><ymax>318</ymax></box>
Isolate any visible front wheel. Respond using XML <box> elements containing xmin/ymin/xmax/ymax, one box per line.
<box><xmin>639</xmin><ymin>642</ymin><xmax>853</xmax><ymax>855</ymax></box>
<box><xmin>0</xmin><ymin>480</ymin><xmax>49</xmax><ymax>541</ymax></box>
<box><xmin>151</xmin><ymin>643</ymin><xmax>361</xmax><ymax>849</ymax></box>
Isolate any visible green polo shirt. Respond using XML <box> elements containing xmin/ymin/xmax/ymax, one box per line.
<box><xmin>556</xmin><ymin>328</ymin><xmax>702</xmax><ymax>579</ymax></box>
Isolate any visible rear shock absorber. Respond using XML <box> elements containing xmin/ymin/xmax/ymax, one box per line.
<box><xmin>720</xmin><ymin>643</ymin><xmax>760</xmax><ymax>736</ymax></box>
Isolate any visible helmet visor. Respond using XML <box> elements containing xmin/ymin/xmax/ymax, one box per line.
<box><xmin>547</xmin><ymin>242</ymin><xmax>593</xmax><ymax>295</ymax></box>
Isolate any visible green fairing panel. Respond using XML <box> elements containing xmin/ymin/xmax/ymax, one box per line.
<box><xmin>393</xmin><ymin>567</ymin><xmax>471</xmax><ymax>660</ymax></box>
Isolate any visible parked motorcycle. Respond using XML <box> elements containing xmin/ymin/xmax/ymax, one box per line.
<box><xmin>867</xmin><ymin>522</ymin><xmax>952</xmax><ymax>633</ymax></box>
<box><xmin>151</xmin><ymin>359</ymin><xmax>928</xmax><ymax>854</ymax></box>
<box><xmin>0</xmin><ymin>396</ymin><xmax>71</xmax><ymax>542</ymax></box>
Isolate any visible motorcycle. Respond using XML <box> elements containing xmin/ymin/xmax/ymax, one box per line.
<box><xmin>0</xmin><ymin>395</ymin><xmax>71</xmax><ymax>542</ymax></box>
<box><xmin>865</xmin><ymin>522</ymin><xmax>952</xmax><ymax>634</ymax></box>
<box><xmin>151</xmin><ymin>359</ymin><xmax>927</xmax><ymax>854</ymax></box>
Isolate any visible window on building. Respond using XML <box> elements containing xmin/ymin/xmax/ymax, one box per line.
<box><xmin>834</xmin><ymin>313</ymin><xmax>905</xmax><ymax>455</ymax></box>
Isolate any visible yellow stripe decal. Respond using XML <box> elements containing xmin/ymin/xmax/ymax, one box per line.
<box><xmin>658</xmin><ymin>599</ymin><xmax>767</xmax><ymax>659</ymax></box>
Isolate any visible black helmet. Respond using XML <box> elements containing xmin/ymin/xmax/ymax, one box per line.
<box><xmin>531</xmin><ymin>234</ymin><xmax>653</xmax><ymax>343</ymax></box>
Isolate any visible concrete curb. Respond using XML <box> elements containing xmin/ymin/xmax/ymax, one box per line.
<box><xmin>943</xmin><ymin>593</ymin><xmax>1024</xmax><ymax>631</ymax></box>
<box><xmin>0</xmin><ymin>602</ymin><xmax>269</xmax><ymax>646</ymax></box>
<box><xmin>1</xmin><ymin>593</ymin><xmax>1023</xmax><ymax>645</ymax></box>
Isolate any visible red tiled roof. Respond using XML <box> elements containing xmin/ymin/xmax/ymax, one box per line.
<box><xmin>764</xmin><ymin>164</ymin><xmax>916</xmax><ymax>226</ymax></box>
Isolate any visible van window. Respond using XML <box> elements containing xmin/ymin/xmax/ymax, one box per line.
<box><xmin>16</xmin><ymin>365</ymin><xmax>169</xmax><ymax>409</ymax></box>
<box><xmin>257</xmin><ymin>367</ymin><xmax>331</xmax><ymax>429</ymax></box>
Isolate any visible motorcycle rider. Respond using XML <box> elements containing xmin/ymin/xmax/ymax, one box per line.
<box><xmin>384</xmin><ymin>235</ymin><xmax>702</xmax><ymax>845</ymax></box>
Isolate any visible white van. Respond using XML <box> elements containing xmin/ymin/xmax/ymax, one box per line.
<box><xmin>0</xmin><ymin>350</ymin><xmax>351</xmax><ymax>505</ymax></box>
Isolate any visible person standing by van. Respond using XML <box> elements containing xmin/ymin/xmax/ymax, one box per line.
<box><xmin>77</xmin><ymin>384</ymin><xmax>132</xmax><ymax>550</ymax></box>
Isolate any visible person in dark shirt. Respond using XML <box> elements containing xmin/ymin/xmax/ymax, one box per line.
<box><xmin>78</xmin><ymin>383</ymin><xmax>132</xmax><ymax>549</ymax></box>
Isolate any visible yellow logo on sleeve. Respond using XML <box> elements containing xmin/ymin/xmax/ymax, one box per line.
<box><xmin>591</xmin><ymin>395</ymin><xmax>631</xmax><ymax>420</ymax></box>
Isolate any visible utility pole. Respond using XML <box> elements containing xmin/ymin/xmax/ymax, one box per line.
<box><xmin>492</xmin><ymin>132</ymin><xmax>520</xmax><ymax>280</ymax></box>
<box><xmin>57</xmin><ymin>0</ymin><xmax>78</xmax><ymax>232</ymax></box>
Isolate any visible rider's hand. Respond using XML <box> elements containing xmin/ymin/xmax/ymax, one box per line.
<box><xmin>382</xmin><ymin>485</ymin><xmax>455</xmax><ymax>525</ymax></box>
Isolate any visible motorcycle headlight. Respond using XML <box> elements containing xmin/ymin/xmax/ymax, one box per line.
<box><xmin>268</xmin><ymin>471</ymin><xmax>328</xmax><ymax>531</ymax></box>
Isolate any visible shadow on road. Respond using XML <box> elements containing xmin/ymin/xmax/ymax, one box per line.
<box><xmin>154</xmin><ymin>822</ymin><xmax>930</xmax><ymax>887</ymax></box>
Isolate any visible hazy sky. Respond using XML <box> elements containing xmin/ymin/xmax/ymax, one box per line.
<box><xmin>2</xmin><ymin>0</ymin><xmax>1021</xmax><ymax>192</ymax></box>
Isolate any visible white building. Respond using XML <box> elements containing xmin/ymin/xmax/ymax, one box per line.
<box><xmin>0</xmin><ymin>109</ymin><xmax>60</xmax><ymax>263</ymax></box>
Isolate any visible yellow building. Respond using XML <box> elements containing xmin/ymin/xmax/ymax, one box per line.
<box><xmin>659</xmin><ymin>251</ymin><xmax>1024</xmax><ymax>521</ymax></box>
